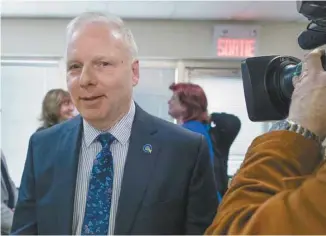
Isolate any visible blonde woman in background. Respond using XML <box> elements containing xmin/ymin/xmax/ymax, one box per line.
<box><xmin>36</xmin><ymin>89</ymin><xmax>75</xmax><ymax>132</ymax></box>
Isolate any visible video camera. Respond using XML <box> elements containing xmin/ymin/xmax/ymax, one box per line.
<box><xmin>241</xmin><ymin>1</ymin><xmax>326</xmax><ymax>122</ymax></box>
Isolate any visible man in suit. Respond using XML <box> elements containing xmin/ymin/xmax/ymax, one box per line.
<box><xmin>206</xmin><ymin>49</ymin><xmax>326</xmax><ymax>234</ymax></box>
<box><xmin>11</xmin><ymin>12</ymin><xmax>218</xmax><ymax>235</ymax></box>
<box><xmin>1</xmin><ymin>151</ymin><xmax>18</xmax><ymax>234</ymax></box>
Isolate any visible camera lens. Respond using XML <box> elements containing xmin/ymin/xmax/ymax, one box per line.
<box><xmin>265</xmin><ymin>56</ymin><xmax>301</xmax><ymax>117</ymax></box>
<box><xmin>279</xmin><ymin>63</ymin><xmax>299</xmax><ymax>100</ymax></box>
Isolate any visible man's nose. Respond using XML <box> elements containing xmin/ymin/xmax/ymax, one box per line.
<box><xmin>79</xmin><ymin>65</ymin><xmax>96</xmax><ymax>88</ymax></box>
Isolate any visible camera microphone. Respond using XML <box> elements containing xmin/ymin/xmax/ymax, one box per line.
<box><xmin>298</xmin><ymin>27</ymin><xmax>326</xmax><ymax>50</ymax></box>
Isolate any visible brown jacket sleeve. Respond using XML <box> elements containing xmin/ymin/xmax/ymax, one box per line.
<box><xmin>205</xmin><ymin>130</ymin><xmax>326</xmax><ymax>235</ymax></box>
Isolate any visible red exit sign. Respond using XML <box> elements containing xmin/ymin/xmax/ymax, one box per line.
<box><xmin>217</xmin><ymin>38</ymin><xmax>256</xmax><ymax>58</ymax></box>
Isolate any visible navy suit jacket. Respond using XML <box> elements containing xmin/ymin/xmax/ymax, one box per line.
<box><xmin>11</xmin><ymin>105</ymin><xmax>218</xmax><ymax>235</ymax></box>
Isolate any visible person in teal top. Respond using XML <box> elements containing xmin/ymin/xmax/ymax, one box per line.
<box><xmin>182</xmin><ymin>120</ymin><xmax>214</xmax><ymax>164</ymax></box>
<box><xmin>168</xmin><ymin>82</ymin><xmax>221</xmax><ymax>203</ymax></box>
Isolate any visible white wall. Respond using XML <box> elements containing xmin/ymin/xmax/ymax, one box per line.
<box><xmin>1</xmin><ymin>59</ymin><xmax>64</xmax><ymax>185</ymax></box>
<box><xmin>1</xmin><ymin>18</ymin><xmax>308</xmax><ymax>59</ymax></box>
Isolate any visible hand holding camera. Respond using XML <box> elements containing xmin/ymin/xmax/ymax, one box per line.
<box><xmin>288</xmin><ymin>49</ymin><xmax>326</xmax><ymax>140</ymax></box>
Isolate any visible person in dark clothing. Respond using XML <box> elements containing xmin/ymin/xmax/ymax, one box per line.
<box><xmin>36</xmin><ymin>89</ymin><xmax>75</xmax><ymax>132</ymax></box>
<box><xmin>209</xmin><ymin>112</ymin><xmax>241</xmax><ymax>197</ymax></box>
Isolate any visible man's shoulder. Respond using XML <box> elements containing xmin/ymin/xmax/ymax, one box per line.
<box><xmin>31</xmin><ymin>116</ymin><xmax>81</xmax><ymax>143</ymax></box>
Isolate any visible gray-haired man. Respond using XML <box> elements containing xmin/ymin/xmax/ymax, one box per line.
<box><xmin>11</xmin><ymin>12</ymin><xmax>218</xmax><ymax>235</ymax></box>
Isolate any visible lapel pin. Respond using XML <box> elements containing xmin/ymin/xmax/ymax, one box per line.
<box><xmin>143</xmin><ymin>144</ymin><xmax>152</xmax><ymax>154</ymax></box>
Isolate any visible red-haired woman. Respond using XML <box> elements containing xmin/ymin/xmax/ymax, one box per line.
<box><xmin>169</xmin><ymin>82</ymin><xmax>224</xmax><ymax>202</ymax></box>
<box><xmin>168</xmin><ymin>82</ymin><xmax>214</xmax><ymax>162</ymax></box>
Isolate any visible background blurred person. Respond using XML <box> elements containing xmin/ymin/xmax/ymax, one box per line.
<box><xmin>168</xmin><ymin>83</ymin><xmax>240</xmax><ymax>201</ymax></box>
<box><xmin>168</xmin><ymin>82</ymin><xmax>214</xmax><ymax>161</ymax></box>
<box><xmin>37</xmin><ymin>88</ymin><xmax>75</xmax><ymax>131</ymax></box>
<box><xmin>209</xmin><ymin>112</ymin><xmax>241</xmax><ymax>197</ymax></box>
<box><xmin>1</xmin><ymin>150</ymin><xmax>18</xmax><ymax>235</ymax></box>
<box><xmin>168</xmin><ymin>83</ymin><xmax>225</xmax><ymax>201</ymax></box>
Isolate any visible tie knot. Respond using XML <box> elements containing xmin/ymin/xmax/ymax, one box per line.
<box><xmin>97</xmin><ymin>133</ymin><xmax>115</xmax><ymax>148</ymax></box>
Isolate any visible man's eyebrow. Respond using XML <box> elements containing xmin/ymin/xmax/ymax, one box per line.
<box><xmin>66</xmin><ymin>60</ymin><xmax>80</xmax><ymax>65</ymax></box>
<box><xmin>92</xmin><ymin>56</ymin><xmax>111</xmax><ymax>61</ymax></box>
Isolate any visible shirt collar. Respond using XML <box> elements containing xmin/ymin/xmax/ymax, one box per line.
<box><xmin>83</xmin><ymin>101</ymin><xmax>136</xmax><ymax>147</ymax></box>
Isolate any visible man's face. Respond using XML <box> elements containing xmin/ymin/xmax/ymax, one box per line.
<box><xmin>66</xmin><ymin>22</ymin><xmax>139</xmax><ymax>128</ymax></box>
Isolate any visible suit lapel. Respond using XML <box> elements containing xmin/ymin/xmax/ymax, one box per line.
<box><xmin>53</xmin><ymin>116</ymin><xmax>83</xmax><ymax>235</ymax></box>
<box><xmin>114</xmin><ymin>107</ymin><xmax>161</xmax><ymax>234</ymax></box>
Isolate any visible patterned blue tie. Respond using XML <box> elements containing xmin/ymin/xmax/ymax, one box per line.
<box><xmin>81</xmin><ymin>133</ymin><xmax>115</xmax><ymax>235</ymax></box>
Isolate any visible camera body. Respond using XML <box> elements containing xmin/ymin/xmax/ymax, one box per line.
<box><xmin>242</xmin><ymin>56</ymin><xmax>301</xmax><ymax>121</ymax></box>
<box><xmin>241</xmin><ymin>1</ymin><xmax>326</xmax><ymax>122</ymax></box>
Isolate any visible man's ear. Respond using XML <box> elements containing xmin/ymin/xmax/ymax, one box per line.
<box><xmin>131</xmin><ymin>60</ymin><xmax>139</xmax><ymax>87</ymax></box>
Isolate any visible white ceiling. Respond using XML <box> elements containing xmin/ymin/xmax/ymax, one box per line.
<box><xmin>1</xmin><ymin>0</ymin><xmax>308</xmax><ymax>22</ymax></box>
